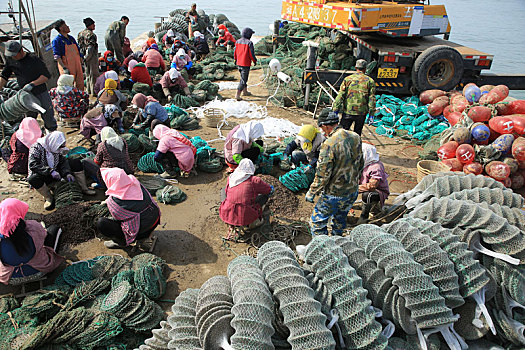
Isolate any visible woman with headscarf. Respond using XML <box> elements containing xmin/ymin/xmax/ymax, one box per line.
<box><xmin>28</xmin><ymin>131</ymin><xmax>95</xmax><ymax>210</ymax></box>
<box><xmin>216</xmin><ymin>27</ymin><xmax>236</xmax><ymax>50</ymax></box>
<box><xmin>142</xmin><ymin>43</ymin><xmax>166</xmax><ymax>74</ymax></box>
<box><xmin>153</xmin><ymin>124</ymin><xmax>196</xmax><ymax>178</ymax></box>
<box><xmin>141</xmin><ymin>36</ymin><xmax>157</xmax><ymax>52</ymax></box>
<box><xmin>82</xmin><ymin>127</ymin><xmax>134</xmax><ymax>187</ymax></box>
<box><xmin>234</xmin><ymin>27</ymin><xmax>257</xmax><ymax>101</ymax></box>
<box><xmin>131</xmin><ymin>93</ymin><xmax>169</xmax><ymax>134</ymax></box>
<box><xmin>160</xmin><ymin>68</ymin><xmax>190</xmax><ymax>102</ymax></box>
<box><xmin>284</xmin><ymin>124</ymin><xmax>325</xmax><ymax>170</ymax></box>
<box><xmin>172</xmin><ymin>48</ymin><xmax>193</xmax><ymax>82</ymax></box>
<box><xmin>98</xmin><ymin>168</ymin><xmax>161</xmax><ymax>249</ymax></box>
<box><xmin>0</xmin><ymin>198</ymin><xmax>64</xmax><ymax>285</ymax></box>
<box><xmin>192</xmin><ymin>31</ymin><xmax>209</xmax><ymax>61</ymax></box>
<box><xmin>121</xmin><ymin>50</ymin><xmax>144</xmax><ymax>74</ymax></box>
<box><xmin>49</xmin><ymin>74</ymin><xmax>89</xmax><ymax>120</ymax></box>
<box><xmin>99</xmin><ymin>50</ymin><xmax>121</xmax><ymax>72</ymax></box>
<box><xmin>94</xmin><ymin>70</ymin><xmax>121</xmax><ymax>95</ymax></box>
<box><xmin>219</xmin><ymin>159</ymin><xmax>272</xmax><ymax>240</ymax></box>
<box><xmin>130</xmin><ymin>61</ymin><xmax>153</xmax><ymax>87</ymax></box>
<box><xmin>224</xmin><ymin>121</ymin><xmax>264</xmax><ymax>172</ymax></box>
<box><xmin>358</xmin><ymin>142</ymin><xmax>389</xmax><ymax>223</ymax></box>
<box><xmin>80</xmin><ymin>104</ymin><xmax>123</xmax><ymax>140</ymax></box>
<box><xmin>7</xmin><ymin>117</ymin><xmax>41</xmax><ymax>178</ymax></box>
<box><xmin>97</xmin><ymin>78</ymin><xmax>128</xmax><ymax>112</ymax></box>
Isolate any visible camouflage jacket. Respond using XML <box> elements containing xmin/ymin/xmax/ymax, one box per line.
<box><xmin>309</xmin><ymin>126</ymin><xmax>364</xmax><ymax>197</ymax></box>
<box><xmin>77</xmin><ymin>29</ymin><xmax>98</xmax><ymax>61</ymax></box>
<box><xmin>332</xmin><ymin>71</ymin><xmax>376</xmax><ymax>116</ymax></box>
<box><xmin>106</xmin><ymin>21</ymin><xmax>126</xmax><ymax>45</ymax></box>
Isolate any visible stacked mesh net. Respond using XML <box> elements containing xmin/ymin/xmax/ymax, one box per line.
<box><xmin>167</xmin><ymin>288</ymin><xmax>201</xmax><ymax>349</ymax></box>
<box><xmin>0</xmin><ymin>254</ymin><xmax>168</xmax><ymax>349</ymax></box>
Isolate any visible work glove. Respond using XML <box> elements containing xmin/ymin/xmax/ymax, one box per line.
<box><xmin>50</xmin><ymin>171</ymin><xmax>61</xmax><ymax>181</ymax></box>
<box><xmin>303</xmin><ymin>164</ymin><xmax>313</xmax><ymax>173</ymax></box>
<box><xmin>167</xmin><ymin>95</ymin><xmax>173</xmax><ymax>102</ymax></box>
<box><xmin>66</xmin><ymin>174</ymin><xmax>75</xmax><ymax>182</ymax></box>
<box><xmin>22</xmin><ymin>83</ymin><xmax>34</xmax><ymax>92</ymax></box>
<box><xmin>305</xmin><ymin>190</ymin><xmax>315</xmax><ymax>203</ymax></box>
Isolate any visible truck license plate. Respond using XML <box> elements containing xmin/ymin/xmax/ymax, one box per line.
<box><xmin>378</xmin><ymin>68</ymin><xmax>399</xmax><ymax>79</ymax></box>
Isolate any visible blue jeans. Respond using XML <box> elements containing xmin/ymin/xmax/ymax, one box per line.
<box><xmin>291</xmin><ymin>150</ymin><xmax>308</xmax><ymax>167</ymax></box>
<box><xmin>310</xmin><ymin>191</ymin><xmax>358</xmax><ymax>236</ymax></box>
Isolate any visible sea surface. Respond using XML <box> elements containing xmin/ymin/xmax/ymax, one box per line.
<box><xmin>19</xmin><ymin>0</ymin><xmax>525</xmax><ymax>97</ymax></box>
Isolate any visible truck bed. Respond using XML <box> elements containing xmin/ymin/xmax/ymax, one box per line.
<box><xmin>350</xmin><ymin>33</ymin><xmax>492</xmax><ymax>57</ymax></box>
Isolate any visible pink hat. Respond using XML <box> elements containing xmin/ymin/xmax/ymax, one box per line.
<box><xmin>16</xmin><ymin>117</ymin><xmax>42</xmax><ymax>149</ymax></box>
<box><xmin>0</xmin><ymin>198</ymin><xmax>29</xmax><ymax>237</ymax></box>
<box><xmin>101</xmin><ymin>168</ymin><xmax>143</xmax><ymax>201</ymax></box>
<box><xmin>128</xmin><ymin>59</ymin><xmax>138</xmax><ymax>72</ymax></box>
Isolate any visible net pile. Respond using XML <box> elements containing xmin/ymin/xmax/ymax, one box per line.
<box><xmin>53</xmin><ymin>181</ymin><xmax>84</xmax><ymax>209</ymax></box>
<box><xmin>193</xmin><ymin>51</ymin><xmax>237</xmax><ymax>82</ymax></box>
<box><xmin>279</xmin><ymin>164</ymin><xmax>315</xmax><ymax>192</ymax></box>
<box><xmin>156</xmin><ymin>185</ymin><xmax>187</xmax><ymax>204</ymax></box>
<box><xmin>138</xmin><ymin>152</ymin><xmax>165</xmax><ymax>173</ymax></box>
<box><xmin>191</xmin><ymin>136</ymin><xmax>223</xmax><ymax>173</ymax></box>
<box><xmin>0</xmin><ymin>90</ymin><xmax>45</xmax><ymax>123</ymax></box>
<box><xmin>303</xmin><ymin>235</ymin><xmax>388</xmax><ymax>349</ymax></box>
<box><xmin>369</xmin><ymin>95</ymin><xmax>449</xmax><ymax>142</ymax></box>
<box><xmin>190</xmin><ymin>80</ymin><xmax>221</xmax><ymax>103</ymax></box>
<box><xmin>167</xmin><ymin>288</ymin><xmax>200</xmax><ymax>349</ymax></box>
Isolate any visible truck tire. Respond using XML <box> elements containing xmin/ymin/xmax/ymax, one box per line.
<box><xmin>412</xmin><ymin>45</ymin><xmax>464</xmax><ymax>92</ymax></box>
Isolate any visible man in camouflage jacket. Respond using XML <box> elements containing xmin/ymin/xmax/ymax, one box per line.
<box><xmin>77</xmin><ymin>17</ymin><xmax>99</xmax><ymax>96</ymax></box>
<box><xmin>332</xmin><ymin>59</ymin><xmax>376</xmax><ymax>136</ymax></box>
<box><xmin>306</xmin><ymin>108</ymin><xmax>364</xmax><ymax>235</ymax></box>
<box><xmin>105</xmin><ymin>16</ymin><xmax>129</xmax><ymax>62</ymax></box>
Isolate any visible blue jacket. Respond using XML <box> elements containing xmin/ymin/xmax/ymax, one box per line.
<box><xmin>143</xmin><ymin>101</ymin><xmax>169</xmax><ymax>123</ymax></box>
<box><xmin>52</xmin><ymin>34</ymin><xmax>82</xmax><ymax>60</ymax></box>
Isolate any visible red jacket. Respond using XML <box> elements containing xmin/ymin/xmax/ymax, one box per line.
<box><xmin>216</xmin><ymin>31</ymin><xmax>236</xmax><ymax>46</ymax></box>
<box><xmin>234</xmin><ymin>38</ymin><xmax>256</xmax><ymax>67</ymax></box>
<box><xmin>219</xmin><ymin>176</ymin><xmax>271</xmax><ymax>226</ymax></box>
<box><xmin>131</xmin><ymin>65</ymin><xmax>153</xmax><ymax>87</ymax></box>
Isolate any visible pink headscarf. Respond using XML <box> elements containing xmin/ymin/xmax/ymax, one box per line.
<box><xmin>131</xmin><ymin>93</ymin><xmax>159</xmax><ymax>109</ymax></box>
<box><xmin>153</xmin><ymin>124</ymin><xmax>196</xmax><ymax>155</ymax></box>
<box><xmin>101</xmin><ymin>168</ymin><xmax>143</xmax><ymax>201</ymax></box>
<box><xmin>16</xmin><ymin>117</ymin><xmax>42</xmax><ymax>149</ymax></box>
<box><xmin>0</xmin><ymin>198</ymin><xmax>29</xmax><ymax>238</ymax></box>
<box><xmin>128</xmin><ymin>59</ymin><xmax>138</xmax><ymax>72</ymax></box>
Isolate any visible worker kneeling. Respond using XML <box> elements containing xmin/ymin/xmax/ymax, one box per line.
<box><xmin>219</xmin><ymin>159</ymin><xmax>273</xmax><ymax>241</ymax></box>
<box><xmin>98</xmin><ymin>168</ymin><xmax>161</xmax><ymax>249</ymax></box>
<box><xmin>153</xmin><ymin>125</ymin><xmax>197</xmax><ymax>178</ymax></box>
<box><xmin>284</xmin><ymin>123</ymin><xmax>325</xmax><ymax>170</ymax></box>
<box><xmin>0</xmin><ymin>198</ymin><xmax>64</xmax><ymax>285</ymax></box>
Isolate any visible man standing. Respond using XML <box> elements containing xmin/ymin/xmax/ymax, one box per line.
<box><xmin>234</xmin><ymin>27</ymin><xmax>257</xmax><ymax>101</ymax></box>
<box><xmin>52</xmin><ymin>19</ymin><xmax>84</xmax><ymax>90</ymax></box>
<box><xmin>185</xmin><ymin>3</ymin><xmax>199</xmax><ymax>38</ymax></box>
<box><xmin>0</xmin><ymin>41</ymin><xmax>57</xmax><ymax>131</ymax></box>
<box><xmin>332</xmin><ymin>59</ymin><xmax>376</xmax><ymax>136</ymax></box>
<box><xmin>105</xmin><ymin>16</ymin><xmax>129</xmax><ymax>62</ymax></box>
<box><xmin>77</xmin><ymin>17</ymin><xmax>99</xmax><ymax>96</ymax></box>
<box><xmin>305</xmin><ymin>108</ymin><xmax>363</xmax><ymax>236</ymax></box>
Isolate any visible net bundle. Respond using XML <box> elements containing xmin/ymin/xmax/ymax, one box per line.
<box><xmin>167</xmin><ymin>288</ymin><xmax>201</xmax><ymax>349</ymax></box>
<box><xmin>279</xmin><ymin>165</ymin><xmax>315</xmax><ymax>192</ymax></box>
<box><xmin>138</xmin><ymin>152</ymin><xmax>165</xmax><ymax>173</ymax></box>
<box><xmin>156</xmin><ymin>185</ymin><xmax>187</xmax><ymax>204</ymax></box>
<box><xmin>53</xmin><ymin>181</ymin><xmax>84</xmax><ymax>209</ymax></box>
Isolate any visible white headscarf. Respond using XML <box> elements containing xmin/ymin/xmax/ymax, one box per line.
<box><xmin>105</xmin><ymin>70</ymin><xmax>119</xmax><ymax>82</ymax></box>
<box><xmin>362</xmin><ymin>142</ymin><xmax>380</xmax><ymax>168</ymax></box>
<box><xmin>229</xmin><ymin>158</ymin><xmax>255</xmax><ymax>187</ymax></box>
<box><xmin>36</xmin><ymin>131</ymin><xmax>66</xmax><ymax>169</ymax></box>
<box><xmin>233</xmin><ymin>121</ymin><xmax>264</xmax><ymax>144</ymax></box>
<box><xmin>169</xmin><ymin>68</ymin><xmax>181</xmax><ymax>80</ymax></box>
<box><xmin>193</xmin><ymin>31</ymin><xmax>204</xmax><ymax>39</ymax></box>
<box><xmin>167</xmin><ymin>29</ymin><xmax>175</xmax><ymax>38</ymax></box>
<box><xmin>57</xmin><ymin>74</ymin><xmax>75</xmax><ymax>94</ymax></box>
<box><xmin>101</xmin><ymin>126</ymin><xmax>124</xmax><ymax>151</ymax></box>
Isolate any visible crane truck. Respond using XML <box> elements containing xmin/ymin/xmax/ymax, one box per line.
<box><xmin>279</xmin><ymin>0</ymin><xmax>525</xmax><ymax>103</ymax></box>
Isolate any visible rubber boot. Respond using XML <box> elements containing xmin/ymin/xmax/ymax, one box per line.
<box><xmin>235</xmin><ymin>89</ymin><xmax>242</xmax><ymax>101</ymax></box>
<box><xmin>243</xmin><ymin>87</ymin><xmax>252</xmax><ymax>96</ymax></box>
<box><xmin>36</xmin><ymin>184</ymin><xmax>54</xmax><ymax>211</ymax></box>
<box><xmin>160</xmin><ymin>158</ymin><xmax>178</xmax><ymax>179</ymax></box>
<box><xmin>357</xmin><ymin>203</ymin><xmax>372</xmax><ymax>225</ymax></box>
<box><xmin>74</xmin><ymin>171</ymin><xmax>96</xmax><ymax>195</ymax></box>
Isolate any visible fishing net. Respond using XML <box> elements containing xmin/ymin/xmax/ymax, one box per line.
<box><xmin>0</xmin><ymin>295</ymin><xmax>19</xmax><ymax>313</ymax></box>
<box><xmin>57</xmin><ymin>256</ymin><xmax>103</xmax><ymax>286</ymax></box>
<box><xmin>167</xmin><ymin>288</ymin><xmax>201</xmax><ymax>350</ymax></box>
<box><xmin>63</xmin><ymin>278</ymin><xmax>111</xmax><ymax>310</ymax></box>
<box><xmin>405</xmin><ymin>218</ymin><xmax>490</xmax><ymax>299</ymax></box>
<box><xmin>122</xmin><ymin>133</ymin><xmax>143</xmax><ymax>153</ymax></box>
<box><xmin>257</xmin><ymin>241</ymin><xmax>336</xmax><ymax>349</ymax></box>
<box><xmin>53</xmin><ymin>181</ymin><xmax>84</xmax><ymax>209</ymax></box>
<box><xmin>139</xmin><ymin>320</ymin><xmax>172</xmax><ymax>350</ymax></box>
<box><xmin>156</xmin><ymin>184</ymin><xmax>187</xmax><ymax>204</ymax></box>
<box><xmin>195</xmin><ymin>276</ymin><xmax>234</xmax><ymax>348</ymax></box>
<box><xmin>170</xmin><ymin>113</ymin><xmax>200</xmax><ymax>130</ymax></box>
<box><xmin>385</xmin><ymin>220</ymin><xmax>464</xmax><ymax>309</ymax></box>
<box><xmin>111</xmin><ymin>269</ymin><xmax>134</xmax><ymax>289</ymax></box>
<box><xmin>483</xmin><ymin>256</ymin><xmax>525</xmax><ymax>305</ymax></box>
<box><xmin>137</xmin><ymin>175</ymin><xmax>168</xmax><ymax>195</ymax></box>
<box><xmin>171</xmin><ymin>94</ymin><xmax>200</xmax><ymax>109</ymax></box>
<box><xmin>198</xmin><ymin>158</ymin><xmax>223</xmax><ymax>173</ymax></box>
<box><xmin>408</xmin><ymin>197</ymin><xmax>525</xmax><ymax>264</ymax></box>
<box><xmin>304</xmin><ymin>270</ymin><xmax>333</xmax><ymax>316</ymax></box>
<box><xmin>479</xmin><ymin>202</ymin><xmax>525</xmax><ymax>233</ymax></box>
<box><xmin>369</xmin><ymin>95</ymin><xmax>449</xmax><ymax>142</ymax></box>
<box><xmin>133</xmin><ymin>254</ymin><xmax>167</xmax><ymax>300</ymax></box>
<box><xmin>132</xmin><ymin>82</ymin><xmax>152</xmax><ymax>95</ymax></box>
<box><xmin>83</xmin><ymin>203</ymin><xmax>111</xmax><ymax>227</ymax></box>
<box><xmin>404</xmin><ymin>174</ymin><xmax>512</xmax><ymax>208</ymax></box>
<box><xmin>490</xmin><ymin>309</ymin><xmax>525</xmax><ymax>346</ymax></box>
<box><xmin>0</xmin><ymin>90</ymin><xmax>45</xmax><ymax>123</ymax></box>
<box><xmin>138</xmin><ymin>152</ymin><xmax>165</xmax><ymax>173</ymax></box>
<box><xmin>20</xmin><ymin>287</ymin><xmax>70</xmax><ymax>318</ymax></box>
<box><xmin>69</xmin><ymin>311</ymin><xmax>123</xmax><ymax>348</ymax></box>
<box><xmin>279</xmin><ymin>165</ymin><xmax>315</xmax><ymax>192</ymax></box>
<box><xmin>227</xmin><ymin>256</ymin><xmax>275</xmax><ymax>350</ymax></box>
<box><xmin>349</xmin><ymin>225</ymin><xmax>456</xmax><ymax>329</ymax></box>
<box><xmin>138</xmin><ymin>134</ymin><xmax>156</xmax><ymax>153</ymax></box>
<box><xmin>304</xmin><ymin>236</ymin><xmax>388</xmax><ymax>349</ymax></box>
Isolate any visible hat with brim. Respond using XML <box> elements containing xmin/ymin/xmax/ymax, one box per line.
<box><xmin>317</xmin><ymin>108</ymin><xmax>339</xmax><ymax>126</ymax></box>
<box><xmin>4</xmin><ymin>40</ymin><xmax>21</xmax><ymax>57</ymax></box>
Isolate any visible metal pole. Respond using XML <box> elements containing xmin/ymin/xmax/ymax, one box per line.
<box><xmin>18</xmin><ymin>0</ymin><xmax>22</xmax><ymax>44</ymax></box>
<box><xmin>272</xmin><ymin>20</ymin><xmax>280</xmax><ymax>55</ymax></box>
<box><xmin>303</xmin><ymin>44</ymin><xmax>318</xmax><ymax>111</ymax></box>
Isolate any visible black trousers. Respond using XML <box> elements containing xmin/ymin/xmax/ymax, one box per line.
<box><xmin>96</xmin><ymin>217</ymin><xmax>159</xmax><ymax>246</ymax></box>
<box><xmin>238</xmin><ymin>66</ymin><xmax>250</xmax><ymax>91</ymax></box>
<box><xmin>360</xmin><ymin>191</ymin><xmax>381</xmax><ymax>219</ymax></box>
<box><xmin>43</xmin><ymin>224</ymin><xmax>61</xmax><ymax>250</ymax></box>
<box><xmin>27</xmin><ymin>159</ymin><xmax>83</xmax><ymax>189</ymax></box>
<box><xmin>240</xmin><ymin>140</ymin><xmax>263</xmax><ymax>163</ymax></box>
<box><xmin>340</xmin><ymin>114</ymin><xmax>366</xmax><ymax>136</ymax></box>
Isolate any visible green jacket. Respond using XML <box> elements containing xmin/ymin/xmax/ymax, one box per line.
<box><xmin>333</xmin><ymin>71</ymin><xmax>376</xmax><ymax>116</ymax></box>
<box><xmin>309</xmin><ymin>126</ymin><xmax>363</xmax><ymax>197</ymax></box>
<box><xmin>106</xmin><ymin>20</ymin><xmax>126</xmax><ymax>45</ymax></box>
<box><xmin>77</xmin><ymin>29</ymin><xmax>98</xmax><ymax>61</ymax></box>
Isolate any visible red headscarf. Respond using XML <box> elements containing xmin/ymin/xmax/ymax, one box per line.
<box><xmin>0</xmin><ymin>198</ymin><xmax>29</xmax><ymax>238</ymax></box>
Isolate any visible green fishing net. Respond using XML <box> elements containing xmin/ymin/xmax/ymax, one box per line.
<box><xmin>138</xmin><ymin>152</ymin><xmax>165</xmax><ymax>173</ymax></box>
<box><xmin>156</xmin><ymin>184</ymin><xmax>187</xmax><ymax>204</ymax></box>
<box><xmin>279</xmin><ymin>164</ymin><xmax>315</xmax><ymax>192</ymax></box>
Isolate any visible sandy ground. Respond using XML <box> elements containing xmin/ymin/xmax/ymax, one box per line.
<box><xmin>0</xmin><ymin>65</ymin><xmax>419</xmax><ymax>304</ymax></box>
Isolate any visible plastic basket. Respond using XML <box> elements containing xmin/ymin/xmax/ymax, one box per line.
<box><xmin>416</xmin><ymin>160</ymin><xmax>451</xmax><ymax>183</ymax></box>
<box><xmin>204</xmin><ymin>108</ymin><xmax>225</xmax><ymax>128</ymax></box>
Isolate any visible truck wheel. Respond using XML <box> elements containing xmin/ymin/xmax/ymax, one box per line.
<box><xmin>412</xmin><ymin>45</ymin><xmax>464</xmax><ymax>92</ymax></box>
